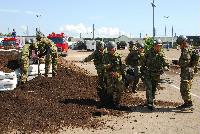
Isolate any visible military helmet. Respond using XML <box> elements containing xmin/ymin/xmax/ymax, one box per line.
<box><xmin>176</xmin><ymin>35</ymin><xmax>187</xmax><ymax>45</ymax></box>
<box><xmin>96</xmin><ymin>41</ymin><xmax>104</xmax><ymax>48</ymax></box>
<box><xmin>107</xmin><ymin>41</ymin><xmax>116</xmax><ymax>50</ymax></box>
<box><xmin>154</xmin><ymin>39</ymin><xmax>162</xmax><ymax>46</ymax></box>
<box><xmin>128</xmin><ymin>40</ymin><xmax>136</xmax><ymax>45</ymax></box>
<box><xmin>138</xmin><ymin>43</ymin><xmax>145</xmax><ymax>49</ymax></box>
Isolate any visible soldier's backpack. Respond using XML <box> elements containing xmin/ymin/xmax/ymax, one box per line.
<box><xmin>190</xmin><ymin>49</ymin><xmax>200</xmax><ymax>67</ymax></box>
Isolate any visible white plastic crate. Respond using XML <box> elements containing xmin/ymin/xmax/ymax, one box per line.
<box><xmin>0</xmin><ymin>71</ymin><xmax>18</xmax><ymax>91</ymax></box>
<box><xmin>0</xmin><ymin>64</ymin><xmax>53</xmax><ymax>91</ymax></box>
<box><xmin>28</xmin><ymin>64</ymin><xmax>52</xmax><ymax>76</ymax></box>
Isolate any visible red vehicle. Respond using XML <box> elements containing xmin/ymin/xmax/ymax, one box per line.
<box><xmin>0</xmin><ymin>37</ymin><xmax>19</xmax><ymax>49</ymax></box>
<box><xmin>47</xmin><ymin>32</ymin><xmax>68</xmax><ymax>56</ymax></box>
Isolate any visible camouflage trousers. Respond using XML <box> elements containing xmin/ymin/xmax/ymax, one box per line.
<box><xmin>20</xmin><ymin>57</ymin><xmax>29</xmax><ymax>83</ymax></box>
<box><xmin>180</xmin><ymin>79</ymin><xmax>192</xmax><ymax>103</ymax></box>
<box><xmin>126</xmin><ymin>66</ymin><xmax>140</xmax><ymax>91</ymax></box>
<box><xmin>103</xmin><ymin>73</ymin><xmax>124</xmax><ymax>104</ymax></box>
<box><xmin>45</xmin><ymin>52</ymin><xmax>58</xmax><ymax>77</ymax></box>
<box><xmin>144</xmin><ymin>73</ymin><xmax>160</xmax><ymax>105</ymax></box>
<box><xmin>96</xmin><ymin>68</ymin><xmax>104</xmax><ymax>89</ymax></box>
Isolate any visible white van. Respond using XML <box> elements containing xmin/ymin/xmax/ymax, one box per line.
<box><xmin>85</xmin><ymin>40</ymin><xmax>96</xmax><ymax>51</ymax></box>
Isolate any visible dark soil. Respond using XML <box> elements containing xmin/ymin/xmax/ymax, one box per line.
<box><xmin>0</xmin><ymin>50</ymin><xmax>20</xmax><ymax>72</ymax></box>
<box><xmin>0</xmin><ymin>59</ymin><xmax>181</xmax><ymax>134</ymax></box>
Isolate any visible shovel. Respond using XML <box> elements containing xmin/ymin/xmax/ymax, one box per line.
<box><xmin>38</xmin><ymin>58</ymin><xmax>41</xmax><ymax>76</ymax></box>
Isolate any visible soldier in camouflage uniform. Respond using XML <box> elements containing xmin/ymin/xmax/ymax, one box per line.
<box><xmin>83</xmin><ymin>41</ymin><xmax>105</xmax><ymax>102</ymax></box>
<box><xmin>176</xmin><ymin>35</ymin><xmax>199</xmax><ymax>110</ymax></box>
<box><xmin>36</xmin><ymin>32</ymin><xmax>58</xmax><ymax>77</ymax></box>
<box><xmin>128</xmin><ymin>40</ymin><xmax>137</xmax><ymax>52</ymax></box>
<box><xmin>125</xmin><ymin>43</ymin><xmax>145</xmax><ymax>93</ymax></box>
<box><xmin>103</xmin><ymin>41</ymin><xmax>125</xmax><ymax>107</ymax></box>
<box><xmin>142</xmin><ymin>39</ymin><xmax>169</xmax><ymax>110</ymax></box>
<box><xmin>20</xmin><ymin>39</ymin><xmax>37</xmax><ymax>84</ymax></box>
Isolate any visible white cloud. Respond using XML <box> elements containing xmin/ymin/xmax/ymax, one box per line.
<box><xmin>20</xmin><ymin>25</ymin><xmax>27</xmax><ymax>32</ymax></box>
<box><xmin>0</xmin><ymin>9</ymin><xmax>20</xmax><ymax>13</ymax></box>
<box><xmin>60</xmin><ymin>23</ymin><xmax>92</xmax><ymax>34</ymax></box>
<box><xmin>60</xmin><ymin>23</ymin><xmax>128</xmax><ymax>38</ymax></box>
<box><xmin>24</xmin><ymin>10</ymin><xmax>42</xmax><ymax>16</ymax></box>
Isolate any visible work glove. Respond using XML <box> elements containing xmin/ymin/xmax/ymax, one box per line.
<box><xmin>104</xmin><ymin>64</ymin><xmax>111</xmax><ymax>70</ymax></box>
<box><xmin>194</xmin><ymin>66</ymin><xmax>198</xmax><ymax>74</ymax></box>
<box><xmin>164</xmin><ymin>66</ymin><xmax>169</xmax><ymax>71</ymax></box>
<box><xmin>110</xmin><ymin>72</ymin><xmax>119</xmax><ymax>78</ymax></box>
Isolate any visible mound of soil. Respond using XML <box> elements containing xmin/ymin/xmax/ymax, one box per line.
<box><xmin>0</xmin><ymin>50</ymin><xmax>20</xmax><ymax>72</ymax></box>
<box><xmin>0</xmin><ymin>59</ymin><xmax>181</xmax><ymax>133</ymax></box>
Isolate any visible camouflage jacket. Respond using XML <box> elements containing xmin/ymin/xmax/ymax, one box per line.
<box><xmin>179</xmin><ymin>48</ymin><xmax>192</xmax><ymax>68</ymax></box>
<box><xmin>179</xmin><ymin>47</ymin><xmax>199</xmax><ymax>80</ymax></box>
<box><xmin>128</xmin><ymin>45</ymin><xmax>137</xmax><ymax>52</ymax></box>
<box><xmin>36</xmin><ymin>37</ymin><xmax>57</xmax><ymax>55</ymax></box>
<box><xmin>142</xmin><ymin>48</ymin><xmax>168</xmax><ymax>75</ymax></box>
<box><xmin>84</xmin><ymin>49</ymin><xmax>104</xmax><ymax>67</ymax></box>
<box><xmin>103</xmin><ymin>52</ymin><xmax>123</xmax><ymax>74</ymax></box>
<box><xmin>179</xmin><ymin>48</ymin><xmax>199</xmax><ymax>67</ymax></box>
<box><xmin>125</xmin><ymin>49</ymin><xmax>145</xmax><ymax>67</ymax></box>
<box><xmin>20</xmin><ymin>44</ymin><xmax>33</xmax><ymax>60</ymax></box>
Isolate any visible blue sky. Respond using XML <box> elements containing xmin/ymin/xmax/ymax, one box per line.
<box><xmin>0</xmin><ymin>0</ymin><xmax>199</xmax><ymax>38</ymax></box>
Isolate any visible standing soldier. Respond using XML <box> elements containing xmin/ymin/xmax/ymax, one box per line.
<box><xmin>103</xmin><ymin>41</ymin><xmax>125</xmax><ymax>108</ymax></box>
<box><xmin>19</xmin><ymin>39</ymin><xmax>37</xmax><ymax>84</ymax></box>
<box><xmin>176</xmin><ymin>35</ymin><xmax>199</xmax><ymax>110</ymax></box>
<box><xmin>83</xmin><ymin>41</ymin><xmax>105</xmax><ymax>103</ymax></box>
<box><xmin>36</xmin><ymin>32</ymin><xmax>58</xmax><ymax>77</ymax></box>
<box><xmin>128</xmin><ymin>40</ymin><xmax>137</xmax><ymax>52</ymax></box>
<box><xmin>142</xmin><ymin>39</ymin><xmax>169</xmax><ymax>110</ymax></box>
<box><xmin>125</xmin><ymin>43</ymin><xmax>145</xmax><ymax>93</ymax></box>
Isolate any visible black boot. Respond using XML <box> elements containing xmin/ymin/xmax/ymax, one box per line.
<box><xmin>176</xmin><ymin>101</ymin><xmax>193</xmax><ymax>109</ymax></box>
<box><xmin>147</xmin><ymin>103</ymin><xmax>155</xmax><ymax>111</ymax></box>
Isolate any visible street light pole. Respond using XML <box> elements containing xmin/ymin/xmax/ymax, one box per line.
<box><xmin>164</xmin><ymin>16</ymin><xmax>169</xmax><ymax>43</ymax></box>
<box><xmin>36</xmin><ymin>14</ymin><xmax>42</xmax><ymax>31</ymax></box>
<box><xmin>151</xmin><ymin>0</ymin><xmax>156</xmax><ymax>40</ymax></box>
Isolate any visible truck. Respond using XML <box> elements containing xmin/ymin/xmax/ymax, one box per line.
<box><xmin>85</xmin><ymin>40</ymin><xmax>96</xmax><ymax>51</ymax></box>
<box><xmin>47</xmin><ymin>32</ymin><xmax>69</xmax><ymax>56</ymax></box>
<box><xmin>0</xmin><ymin>37</ymin><xmax>19</xmax><ymax>50</ymax></box>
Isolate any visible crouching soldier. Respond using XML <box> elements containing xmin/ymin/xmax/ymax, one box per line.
<box><xmin>125</xmin><ymin>42</ymin><xmax>145</xmax><ymax>93</ymax></box>
<box><xmin>36</xmin><ymin>31</ymin><xmax>58</xmax><ymax>77</ymax></box>
<box><xmin>19</xmin><ymin>39</ymin><xmax>38</xmax><ymax>84</ymax></box>
<box><xmin>102</xmin><ymin>41</ymin><xmax>125</xmax><ymax>108</ymax></box>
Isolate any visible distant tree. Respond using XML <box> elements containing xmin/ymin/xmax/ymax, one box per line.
<box><xmin>144</xmin><ymin>37</ymin><xmax>154</xmax><ymax>53</ymax></box>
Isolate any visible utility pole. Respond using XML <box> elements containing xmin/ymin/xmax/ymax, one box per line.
<box><xmin>151</xmin><ymin>0</ymin><xmax>156</xmax><ymax>40</ymax></box>
<box><xmin>8</xmin><ymin>28</ymin><xmax>10</xmax><ymax>34</ymax></box>
<box><xmin>26</xmin><ymin>25</ymin><xmax>29</xmax><ymax>36</ymax></box>
<box><xmin>172</xmin><ymin>25</ymin><xmax>174</xmax><ymax>48</ymax></box>
<box><xmin>92</xmin><ymin>24</ymin><xmax>95</xmax><ymax>40</ymax></box>
<box><xmin>36</xmin><ymin>14</ymin><xmax>42</xmax><ymax>31</ymax></box>
<box><xmin>164</xmin><ymin>16</ymin><xmax>169</xmax><ymax>43</ymax></box>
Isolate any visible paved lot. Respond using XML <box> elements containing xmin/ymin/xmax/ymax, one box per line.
<box><xmin>60</xmin><ymin>48</ymin><xmax>200</xmax><ymax>134</ymax></box>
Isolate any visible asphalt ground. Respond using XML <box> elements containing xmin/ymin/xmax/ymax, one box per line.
<box><xmin>60</xmin><ymin>48</ymin><xmax>200</xmax><ymax>134</ymax></box>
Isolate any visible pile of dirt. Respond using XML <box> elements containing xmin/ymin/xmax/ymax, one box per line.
<box><xmin>0</xmin><ymin>61</ymin><xmax>123</xmax><ymax>133</ymax></box>
<box><xmin>0</xmin><ymin>50</ymin><xmax>20</xmax><ymax>72</ymax></box>
<box><xmin>0</xmin><ymin>59</ymin><xmax>181</xmax><ymax>133</ymax></box>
